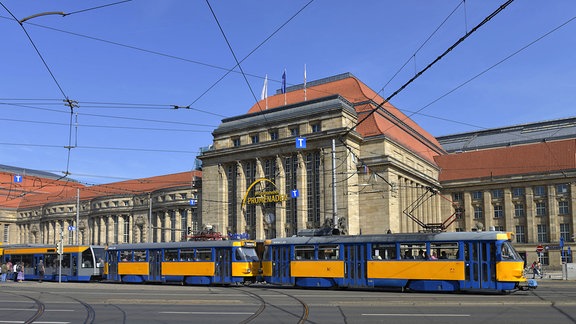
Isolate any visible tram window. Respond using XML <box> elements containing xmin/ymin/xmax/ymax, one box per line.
<box><xmin>262</xmin><ymin>246</ymin><xmax>271</xmax><ymax>261</ymax></box>
<box><xmin>500</xmin><ymin>242</ymin><xmax>520</xmax><ymax>260</ymax></box>
<box><xmin>134</xmin><ymin>250</ymin><xmax>146</xmax><ymax>262</ymax></box>
<box><xmin>45</xmin><ymin>254</ymin><xmax>57</xmax><ymax>268</ymax></box>
<box><xmin>180</xmin><ymin>249</ymin><xmax>194</xmax><ymax>261</ymax></box>
<box><xmin>431</xmin><ymin>242</ymin><xmax>459</xmax><ymax>260</ymax></box>
<box><xmin>120</xmin><ymin>251</ymin><xmax>132</xmax><ymax>261</ymax></box>
<box><xmin>197</xmin><ymin>248</ymin><xmax>212</xmax><ymax>261</ymax></box>
<box><xmin>372</xmin><ymin>244</ymin><xmax>396</xmax><ymax>260</ymax></box>
<box><xmin>318</xmin><ymin>245</ymin><xmax>339</xmax><ymax>260</ymax></box>
<box><xmin>81</xmin><ymin>249</ymin><xmax>93</xmax><ymax>268</ymax></box>
<box><xmin>295</xmin><ymin>245</ymin><xmax>315</xmax><ymax>260</ymax></box>
<box><xmin>400</xmin><ymin>244</ymin><xmax>426</xmax><ymax>259</ymax></box>
<box><xmin>12</xmin><ymin>255</ymin><xmax>34</xmax><ymax>268</ymax></box>
<box><xmin>165</xmin><ymin>249</ymin><xmax>179</xmax><ymax>261</ymax></box>
<box><xmin>236</xmin><ymin>248</ymin><xmax>259</xmax><ymax>261</ymax></box>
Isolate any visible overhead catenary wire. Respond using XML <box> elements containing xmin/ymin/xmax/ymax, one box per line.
<box><xmin>344</xmin><ymin>0</ymin><xmax>516</xmax><ymax>140</ymax></box>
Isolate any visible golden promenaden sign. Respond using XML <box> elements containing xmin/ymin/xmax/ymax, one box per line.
<box><xmin>242</xmin><ymin>178</ymin><xmax>288</xmax><ymax>207</ymax></box>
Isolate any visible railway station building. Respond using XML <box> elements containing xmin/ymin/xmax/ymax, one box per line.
<box><xmin>435</xmin><ymin>118</ymin><xmax>576</xmax><ymax>266</ymax></box>
<box><xmin>199</xmin><ymin>73</ymin><xmax>447</xmax><ymax>239</ymax></box>
<box><xmin>0</xmin><ymin>168</ymin><xmax>201</xmax><ymax>246</ymax></box>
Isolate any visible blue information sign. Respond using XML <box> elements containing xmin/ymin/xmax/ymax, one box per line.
<box><xmin>295</xmin><ymin>137</ymin><xmax>306</xmax><ymax>149</ymax></box>
<box><xmin>14</xmin><ymin>175</ymin><xmax>23</xmax><ymax>183</ymax></box>
<box><xmin>190</xmin><ymin>199</ymin><xmax>197</xmax><ymax>206</ymax></box>
<box><xmin>291</xmin><ymin>189</ymin><xmax>299</xmax><ymax>198</ymax></box>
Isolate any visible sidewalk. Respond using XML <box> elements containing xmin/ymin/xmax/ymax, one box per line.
<box><xmin>535</xmin><ymin>270</ymin><xmax>574</xmax><ymax>280</ymax></box>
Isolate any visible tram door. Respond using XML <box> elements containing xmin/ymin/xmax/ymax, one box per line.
<box><xmin>107</xmin><ymin>250</ymin><xmax>119</xmax><ymax>281</ymax></box>
<box><xmin>214</xmin><ymin>249</ymin><xmax>231</xmax><ymax>284</ymax></box>
<box><xmin>464</xmin><ymin>241</ymin><xmax>496</xmax><ymax>289</ymax></box>
<box><xmin>71</xmin><ymin>253</ymin><xmax>78</xmax><ymax>278</ymax></box>
<box><xmin>271</xmin><ymin>246</ymin><xmax>291</xmax><ymax>285</ymax></box>
<box><xmin>148</xmin><ymin>250</ymin><xmax>163</xmax><ymax>281</ymax></box>
<box><xmin>342</xmin><ymin>244</ymin><xmax>367</xmax><ymax>287</ymax></box>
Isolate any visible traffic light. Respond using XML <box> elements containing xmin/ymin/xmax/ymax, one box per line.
<box><xmin>57</xmin><ymin>241</ymin><xmax>63</xmax><ymax>255</ymax></box>
<box><xmin>187</xmin><ymin>227</ymin><xmax>192</xmax><ymax>235</ymax></box>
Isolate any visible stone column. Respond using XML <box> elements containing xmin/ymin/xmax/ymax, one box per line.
<box><xmin>547</xmin><ymin>184</ymin><xmax>558</xmax><ymax>243</ymax></box>
<box><xmin>504</xmin><ymin>188</ymin><xmax>514</xmax><ymax>232</ymax></box>
<box><xmin>525</xmin><ymin>187</ymin><xmax>535</xmax><ymax>243</ymax></box>
<box><xmin>483</xmin><ymin>191</ymin><xmax>492</xmax><ymax>230</ymax></box>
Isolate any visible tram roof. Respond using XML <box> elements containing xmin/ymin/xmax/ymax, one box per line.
<box><xmin>267</xmin><ymin>231</ymin><xmax>511</xmax><ymax>245</ymax></box>
<box><xmin>106</xmin><ymin>240</ymin><xmax>248</xmax><ymax>250</ymax></box>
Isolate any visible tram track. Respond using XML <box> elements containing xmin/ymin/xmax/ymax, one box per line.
<box><xmin>234</xmin><ymin>286</ymin><xmax>311</xmax><ymax>324</ymax></box>
<box><xmin>0</xmin><ymin>289</ymin><xmax>98</xmax><ymax>324</ymax></box>
<box><xmin>2</xmin><ymin>291</ymin><xmax>46</xmax><ymax>324</ymax></box>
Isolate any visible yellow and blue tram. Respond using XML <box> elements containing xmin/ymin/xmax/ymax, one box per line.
<box><xmin>262</xmin><ymin>231</ymin><xmax>537</xmax><ymax>292</ymax></box>
<box><xmin>0</xmin><ymin>244</ymin><xmax>105</xmax><ymax>282</ymax></box>
<box><xmin>104</xmin><ymin>240</ymin><xmax>259</xmax><ymax>285</ymax></box>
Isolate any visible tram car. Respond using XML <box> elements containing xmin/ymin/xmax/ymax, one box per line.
<box><xmin>0</xmin><ymin>244</ymin><xmax>105</xmax><ymax>282</ymax></box>
<box><xmin>104</xmin><ymin>240</ymin><xmax>259</xmax><ymax>285</ymax></box>
<box><xmin>262</xmin><ymin>231</ymin><xmax>537</xmax><ymax>293</ymax></box>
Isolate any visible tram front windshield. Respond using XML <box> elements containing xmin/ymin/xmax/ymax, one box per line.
<box><xmin>501</xmin><ymin>241</ymin><xmax>522</xmax><ymax>260</ymax></box>
<box><xmin>236</xmin><ymin>248</ymin><xmax>259</xmax><ymax>261</ymax></box>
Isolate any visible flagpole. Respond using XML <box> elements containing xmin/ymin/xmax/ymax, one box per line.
<box><xmin>304</xmin><ymin>64</ymin><xmax>307</xmax><ymax>101</ymax></box>
<box><xmin>282</xmin><ymin>69</ymin><xmax>287</xmax><ymax>106</ymax></box>
<box><xmin>261</xmin><ymin>74</ymin><xmax>268</xmax><ymax>109</ymax></box>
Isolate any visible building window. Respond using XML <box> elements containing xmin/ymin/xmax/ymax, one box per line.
<box><xmin>533</xmin><ymin>185</ymin><xmax>546</xmax><ymax>197</ymax></box>
<box><xmin>556</xmin><ymin>183</ymin><xmax>569</xmax><ymax>195</ymax></box>
<box><xmin>539</xmin><ymin>252</ymin><xmax>549</xmax><ymax>266</ymax></box>
<box><xmin>284</xmin><ymin>154</ymin><xmax>299</xmax><ymax>236</ymax></box>
<box><xmin>455</xmin><ymin>207</ymin><xmax>464</xmax><ymax>219</ymax></box>
<box><xmin>232</xmin><ymin>137</ymin><xmax>240</xmax><ymax>147</ymax></box>
<box><xmin>536</xmin><ymin>202</ymin><xmax>547</xmax><ymax>216</ymax></box>
<box><xmin>537</xmin><ymin>224</ymin><xmax>548</xmax><ymax>243</ymax></box>
<box><xmin>560</xmin><ymin>223</ymin><xmax>571</xmax><ymax>242</ymax></box>
<box><xmin>558</xmin><ymin>201</ymin><xmax>569</xmax><ymax>215</ymax></box>
<box><xmin>306</xmin><ymin>151</ymin><xmax>321</xmax><ymax>228</ymax></box>
<box><xmin>245</xmin><ymin>161</ymin><xmax>257</xmax><ymax>239</ymax></box>
<box><xmin>170</xmin><ymin>210</ymin><xmax>177</xmax><ymax>242</ymax></box>
<box><xmin>492</xmin><ymin>189</ymin><xmax>504</xmax><ymax>199</ymax></box>
<box><xmin>227</xmin><ymin>164</ymin><xmax>238</xmax><ymax>234</ymax></box>
<box><xmin>472</xmin><ymin>191</ymin><xmax>483</xmax><ymax>200</ymax></box>
<box><xmin>123</xmin><ymin>216</ymin><xmax>130</xmax><ymax>243</ymax></box>
<box><xmin>515</xmin><ymin>226</ymin><xmax>526</xmax><ymax>243</ymax></box>
<box><xmin>473</xmin><ymin>206</ymin><xmax>483</xmax><ymax>219</ymax></box>
<box><xmin>311</xmin><ymin>122</ymin><xmax>321</xmax><ymax>133</ymax></box>
<box><xmin>269</xmin><ymin>130</ymin><xmax>279</xmax><ymax>140</ymax></box>
<box><xmin>493</xmin><ymin>225</ymin><xmax>504</xmax><ymax>231</ymax></box>
<box><xmin>512</xmin><ymin>187</ymin><xmax>525</xmax><ymax>197</ymax></box>
<box><xmin>68</xmin><ymin>226</ymin><xmax>74</xmax><ymax>245</ymax></box>
<box><xmin>494</xmin><ymin>205</ymin><xmax>504</xmax><ymax>218</ymax></box>
<box><xmin>113</xmin><ymin>216</ymin><xmax>119</xmax><ymax>244</ymax></box>
<box><xmin>3</xmin><ymin>224</ymin><xmax>9</xmax><ymax>242</ymax></box>
<box><xmin>251</xmin><ymin>134</ymin><xmax>259</xmax><ymax>144</ymax></box>
<box><xmin>514</xmin><ymin>203</ymin><xmax>525</xmax><ymax>217</ymax></box>
<box><xmin>290</xmin><ymin>126</ymin><xmax>299</xmax><ymax>137</ymax></box>
<box><xmin>180</xmin><ymin>210</ymin><xmax>188</xmax><ymax>241</ymax></box>
<box><xmin>455</xmin><ymin>227</ymin><xmax>464</xmax><ymax>232</ymax></box>
<box><xmin>452</xmin><ymin>192</ymin><xmax>463</xmax><ymax>202</ymax></box>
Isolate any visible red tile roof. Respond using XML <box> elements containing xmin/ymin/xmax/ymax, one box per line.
<box><xmin>247</xmin><ymin>74</ymin><xmax>445</xmax><ymax>164</ymax></box>
<box><xmin>435</xmin><ymin>139</ymin><xmax>576</xmax><ymax>182</ymax></box>
<box><xmin>0</xmin><ymin>171</ymin><xmax>201</xmax><ymax>209</ymax></box>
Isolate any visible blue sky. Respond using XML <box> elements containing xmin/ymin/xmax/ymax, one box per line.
<box><xmin>1</xmin><ymin>1</ymin><xmax>575</xmax><ymax>184</ymax></box>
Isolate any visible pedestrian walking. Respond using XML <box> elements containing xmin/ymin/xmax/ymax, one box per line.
<box><xmin>6</xmin><ymin>260</ymin><xmax>12</xmax><ymax>281</ymax></box>
<box><xmin>0</xmin><ymin>262</ymin><xmax>6</xmax><ymax>282</ymax></box>
<box><xmin>531</xmin><ymin>260</ymin><xmax>541</xmax><ymax>279</ymax></box>
<box><xmin>37</xmin><ymin>260</ymin><xmax>45</xmax><ymax>283</ymax></box>
<box><xmin>16</xmin><ymin>262</ymin><xmax>24</xmax><ymax>282</ymax></box>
